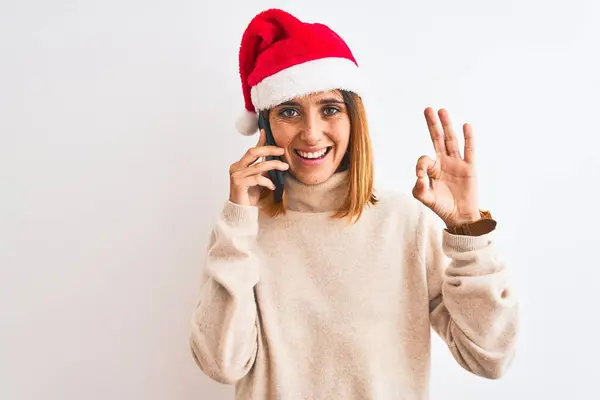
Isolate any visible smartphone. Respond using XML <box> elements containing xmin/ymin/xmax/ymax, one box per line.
<box><xmin>258</xmin><ymin>111</ymin><xmax>284</xmax><ymax>202</ymax></box>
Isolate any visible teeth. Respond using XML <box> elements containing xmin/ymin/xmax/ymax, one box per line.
<box><xmin>297</xmin><ymin>148</ymin><xmax>327</xmax><ymax>159</ymax></box>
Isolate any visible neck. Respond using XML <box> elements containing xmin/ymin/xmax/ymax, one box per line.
<box><xmin>283</xmin><ymin>170</ymin><xmax>349</xmax><ymax>213</ymax></box>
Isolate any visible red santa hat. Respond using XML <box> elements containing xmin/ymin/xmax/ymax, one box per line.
<box><xmin>235</xmin><ymin>8</ymin><xmax>365</xmax><ymax>135</ymax></box>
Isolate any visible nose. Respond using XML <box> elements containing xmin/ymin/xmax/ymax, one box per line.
<box><xmin>299</xmin><ymin>111</ymin><xmax>324</xmax><ymax>144</ymax></box>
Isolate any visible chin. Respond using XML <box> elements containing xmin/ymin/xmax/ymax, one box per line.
<box><xmin>289</xmin><ymin>165</ymin><xmax>339</xmax><ymax>185</ymax></box>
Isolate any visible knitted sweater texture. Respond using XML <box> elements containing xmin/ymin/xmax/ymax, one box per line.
<box><xmin>189</xmin><ymin>170</ymin><xmax>519</xmax><ymax>399</ymax></box>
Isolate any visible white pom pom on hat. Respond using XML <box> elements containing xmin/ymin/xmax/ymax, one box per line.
<box><xmin>235</xmin><ymin>8</ymin><xmax>364</xmax><ymax>136</ymax></box>
<box><xmin>235</xmin><ymin>110</ymin><xmax>259</xmax><ymax>136</ymax></box>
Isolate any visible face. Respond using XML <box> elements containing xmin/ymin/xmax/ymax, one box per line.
<box><xmin>268</xmin><ymin>90</ymin><xmax>351</xmax><ymax>185</ymax></box>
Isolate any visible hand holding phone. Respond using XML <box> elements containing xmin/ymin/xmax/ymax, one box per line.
<box><xmin>228</xmin><ymin>118</ymin><xmax>288</xmax><ymax>206</ymax></box>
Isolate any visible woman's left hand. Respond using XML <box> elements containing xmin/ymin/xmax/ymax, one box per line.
<box><xmin>412</xmin><ymin>107</ymin><xmax>481</xmax><ymax>228</ymax></box>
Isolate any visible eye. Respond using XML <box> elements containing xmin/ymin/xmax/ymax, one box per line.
<box><xmin>323</xmin><ymin>106</ymin><xmax>340</xmax><ymax>116</ymax></box>
<box><xmin>279</xmin><ymin>108</ymin><xmax>299</xmax><ymax>118</ymax></box>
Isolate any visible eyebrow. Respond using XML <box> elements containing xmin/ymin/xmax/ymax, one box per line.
<box><xmin>279</xmin><ymin>98</ymin><xmax>345</xmax><ymax>107</ymax></box>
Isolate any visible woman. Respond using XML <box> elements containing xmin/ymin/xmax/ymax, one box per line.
<box><xmin>190</xmin><ymin>8</ymin><xmax>519</xmax><ymax>399</ymax></box>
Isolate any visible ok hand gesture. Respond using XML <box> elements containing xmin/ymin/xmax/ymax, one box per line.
<box><xmin>412</xmin><ymin>108</ymin><xmax>482</xmax><ymax>228</ymax></box>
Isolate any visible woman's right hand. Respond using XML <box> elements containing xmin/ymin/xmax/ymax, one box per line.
<box><xmin>229</xmin><ymin>129</ymin><xmax>289</xmax><ymax>206</ymax></box>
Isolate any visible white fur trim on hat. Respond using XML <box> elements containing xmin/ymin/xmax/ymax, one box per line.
<box><xmin>250</xmin><ymin>57</ymin><xmax>364</xmax><ymax>111</ymax></box>
<box><xmin>235</xmin><ymin>109</ymin><xmax>259</xmax><ymax>136</ymax></box>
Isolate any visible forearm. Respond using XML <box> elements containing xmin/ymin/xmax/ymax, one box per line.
<box><xmin>189</xmin><ymin>201</ymin><xmax>261</xmax><ymax>384</ymax></box>
<box><xmin>430</xmin><ymin>232</ymin><xmax>519</xmax><ymax>378</ymax></box>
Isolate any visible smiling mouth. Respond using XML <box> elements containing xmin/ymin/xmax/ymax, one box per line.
<box><xmin>294</xmin><ymin>147</ymin><xmax>332</xmax><ymax>160</ymax></box>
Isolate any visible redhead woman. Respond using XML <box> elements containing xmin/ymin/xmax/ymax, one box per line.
<box><xmin>189</xmin><ymin>8</ymin><xmax>518</xmax><ymax>399</ymax></box>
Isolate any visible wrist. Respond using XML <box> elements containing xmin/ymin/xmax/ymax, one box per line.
<box><xmin>444</xmin><ymin>212</ymin><xmax>482</xmax><ymax>229</ymax></box>
<box><xmin>444</xmin><ymin>210</ymin><xmax>496</xmax><ymax>236</ymax></box>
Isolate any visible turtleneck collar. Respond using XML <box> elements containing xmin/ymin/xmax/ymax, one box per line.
<box><xmin>283</xmin><ymin>170</ymin><xmax>350</xmax><ymax>213</ymax></box>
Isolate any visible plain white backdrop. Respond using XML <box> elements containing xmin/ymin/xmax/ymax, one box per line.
<box><xmin>2</xmin><ymin>0</ymin><xmax>599</xmax><ymax>399</ymax></box>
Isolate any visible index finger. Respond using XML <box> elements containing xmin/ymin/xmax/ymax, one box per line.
<box><xmin>241</xmin><ymin>144</ymin><xmax>284</xmax><ymax>168</ymax></box>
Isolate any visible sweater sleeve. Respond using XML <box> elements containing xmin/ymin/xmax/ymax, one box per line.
<box><xmin>189</xmin><ymin>201</ymin><xmax>261</xmax><ymax>384</ymax></box>
<box><xmin>418</xmin><ymin>207</ymin><xmax>519</xmax><ymax>379</ymax></box>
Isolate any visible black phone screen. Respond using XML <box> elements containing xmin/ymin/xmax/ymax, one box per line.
<box><xmin>257</xmin><ymin>111</ymin><xmax>284</xmax><ymax>202</ymax></box>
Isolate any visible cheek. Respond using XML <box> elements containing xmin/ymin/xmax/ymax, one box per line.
<box><xmin>269</xmin><ymin>121</ymin><xmax>296</xmax><ymax>148</ymax></box>
<box><xmin>329</xmin><ymin>119</ymin><xmax>351</xmax><ymax>148</ymax></box>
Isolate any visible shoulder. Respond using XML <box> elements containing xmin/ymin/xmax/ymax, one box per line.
<box><xmin>369</xmin><ymin>187</ymin><xmax>442</xmax><ymax>232</ymax></box>
<box><xmin>371</xmin><ymin>187</ymin><xmax>423</xmax><ymax>221</ymax></box>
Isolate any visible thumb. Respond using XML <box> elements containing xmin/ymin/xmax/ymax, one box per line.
<box><xmin>412</xmin><ymin>176</ymin><xmax>435</xmax><ymax>207</ymax></box>
<box><xmin>413</xmin><ymin>155</ymin><xmax>435</xmax><ymax>206</ymax></box>
<box><xmin>415</xmin><ymin>155</ymin><xmax>436</xmax><ymax>178</ymax></box>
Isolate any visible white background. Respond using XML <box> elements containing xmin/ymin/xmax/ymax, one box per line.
<box><xmin>2</xmin><ymin>0</ymin><xmax>599</xmax><ymax>399</ymax></box>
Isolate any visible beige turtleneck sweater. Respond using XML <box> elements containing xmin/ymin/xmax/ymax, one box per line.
<box><xmin>189</xmin><ymin>170</ymin><xmax>519</xmax><ymax>399</ymax></box>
